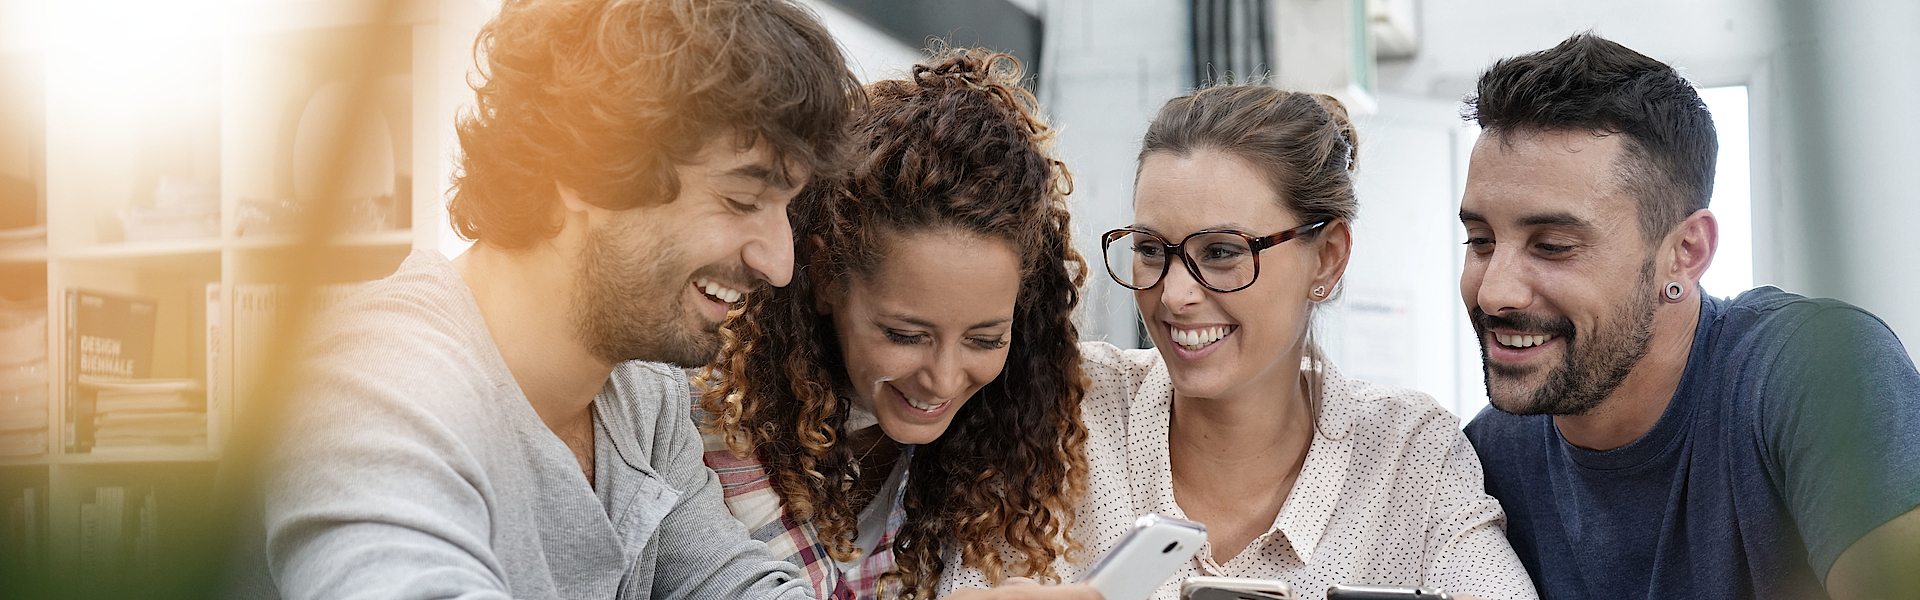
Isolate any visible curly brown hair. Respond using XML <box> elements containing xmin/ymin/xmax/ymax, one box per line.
<box><xmin>699</xmin><ymin>48</ymin><xmax>1090</xmax><ymax>599</ymax></box>
<box><xmin>449</xmin><ymin>0</ymin><xmax>862</xmax><ymax>249</ymax></box>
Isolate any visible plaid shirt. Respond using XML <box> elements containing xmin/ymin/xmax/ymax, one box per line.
<box><xmin>696</xmin><ymin>399</ymin><xmax>908</xmax><ymax>600</ymax></box>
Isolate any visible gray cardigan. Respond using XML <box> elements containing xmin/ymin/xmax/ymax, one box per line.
<box><xmin>264</xmin><ymin>250</ymin><xmax>811</xmax><ymax>600</ymax></box>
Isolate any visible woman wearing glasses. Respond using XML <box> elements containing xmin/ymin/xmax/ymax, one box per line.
<box><xmin>695</xmin><ymin>48</ymin><xmax>1091</xmax><ymax>600</ymax></box>
<box><xmin>942</xmin><ymin>86</ymin><xmax>1536</xmax><ymax>600</ymax></box>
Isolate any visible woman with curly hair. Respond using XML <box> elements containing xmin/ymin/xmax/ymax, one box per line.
<box><xmin>696</xmin><ymin>48</ymin><xmax>1091</xmax><ymax>600</ymax></box>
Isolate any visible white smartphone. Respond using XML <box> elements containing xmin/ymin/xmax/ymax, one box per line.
<box><xmin>1180</xmin><ymin>576</ymin><xmax>1295</xmax><ymax>600</ymax></box>
<box><xmin>1075</xmin><ymin>513</ymin><xmax>1207</xmax><ymax>600</ymax></box>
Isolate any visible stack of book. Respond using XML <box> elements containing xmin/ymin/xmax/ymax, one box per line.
<box><xmin>0</xmin><ymin>296</ymin><xmax>47</xmax><ymax>457</ymax></box>
<box><xmin>65</xmin><ymin>289</ymin><xmax>166</xmax><ymax>453</ymax></box>
<box><xmin>81</xmin><ymin>377</ymin><xmax>205</xmax><ymax>449</ymax></box>
<box><xmin>78</xmin><ymin>485</ymin><xmax>162</xmax><ymax>577</ymax></box>
<box><xmin>5</xmin><ymin>486</ymin><xmax>44</xmax><ymax>565</ymax></box>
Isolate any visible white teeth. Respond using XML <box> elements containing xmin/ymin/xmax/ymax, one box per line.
<box><xmin>1170</xmin><ymin>325</ymin><xmax>1232</xmax><ymax>350</ymax></box>
<box><xmin>904</xmin><ymin>394</ymin><xmax>949</xmax><ymax>412</ymax></box>
<box><xmin>1495</xmin><ymin>333</ymin><xmax>1554</xmax><ymax>348</ymax></box>
<box><xmin>694</xmin><ymin>277</ymin><xmax>744</xmax><ymax>303</ymax></box>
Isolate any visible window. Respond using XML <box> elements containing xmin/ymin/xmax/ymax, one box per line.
<box><xmin>1697</xmin><ymin>85</ymin><xmax>1751</xmax><ymax>297</ymax></box>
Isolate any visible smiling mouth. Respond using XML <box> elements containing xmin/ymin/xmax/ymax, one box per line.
<box><xmin>1493</xmin><ymin>332</ymin><xmax>1556</xmax><ymax>349</ymax></box>
<box><xmin>889</xmin><ymin>383</ymin><xmax>951</xmax><ymax>412</ymax></box>
<box><xmin>905</xmin><ymin>394</ymin><xmax>950</xmax><ymax>412</ymax></box>
<box><xmin>1169</xmin><ymin>325</ymin><xmax>1236</xmax><ymax>350</ymax></box>
<box><xmin>693</xmin><ymin>276</ymin><xmax>745</xmax><ymax>304</ymax></box>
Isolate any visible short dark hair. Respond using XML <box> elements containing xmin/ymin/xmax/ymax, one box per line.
<box><xmin>449</xmin><ymin>0</ymin><xmax>863</xmax><ymax>249</ymax></box>
<box><xmin>1465</xmin><ymin>32</ymin><xmax>1717</xmax><ymax>244</ymax></box>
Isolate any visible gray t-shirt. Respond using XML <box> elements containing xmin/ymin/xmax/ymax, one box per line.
<box><xmin>263</xmin><ymin>250</ymin><xmax>812</xmax><ymax>600</ymax></box>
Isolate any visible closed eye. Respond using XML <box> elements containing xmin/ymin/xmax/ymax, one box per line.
<box><xmin>1533</xmin><ymin>242</ymin><xmax>1575</xmax><ymax>256</ymax></box>
<box><xmin>969</xmin><ymin>337</ymin><xmax>1009</xmax><ymax>350</ymax></box>
<box><xmin>884</xmin><ymin>330</ymin><xmax>927</xmax><ymax>345</ymax></box>
<box><xmin>722</xmin><ymin>195</ymin><xmax>761</xmax><ymax>214</ymax></box>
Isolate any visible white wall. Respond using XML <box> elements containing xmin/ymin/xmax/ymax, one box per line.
<box><xmin>1327</xmin><ymin>93</ymin><xmax>1484</xmax><ymax>417</ymax></box>
<box><xmin>799</xmin><ymin>0</ymin><xmax>924</xmax><ymax>83</ymax></box>
<box><xmin>1029</xmin><ymin>0</ymin><xmax>1192</xmax><ymax>347</ymax></box>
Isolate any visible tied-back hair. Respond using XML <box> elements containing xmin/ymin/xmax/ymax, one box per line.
<box><xmin>1464</xmin><ymin>32</ymin><xmax>1716</xmax><ymax>244</ymax></box>
<box><xmin>449</xmin><ymin>0</ymin><xmax>863</xmax><ymax>249</ymax></box>
<box><xmin>699</xmin><ymin>48</ymin><xmax>1090</xmax><ymax>599</ymax></box>
<box><xmin>1140</xmin><ymin>84</ymin><xmax>1360</xmax><ymax>435</ymax></box>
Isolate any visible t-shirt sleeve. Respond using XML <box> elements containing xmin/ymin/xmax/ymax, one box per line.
<box><xmin>1420</xmin><ymin>417</ymin><xmax>1540</xmax><ymax>600</ymax></box>
<box><xmin>1761</xmin><ymin>305</ymin><xmax>1920</xmax><ymax>580</ymax></box>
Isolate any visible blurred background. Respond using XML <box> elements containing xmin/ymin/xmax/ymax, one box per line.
<box><xmin>0</xmin><ymin>0</ymin><xmax>1913</xmax><ymax>596</ymax></box>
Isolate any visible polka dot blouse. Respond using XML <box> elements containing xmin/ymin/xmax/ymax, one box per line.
<box><xmin>938</xmin><ymin>342</ymin><xmax>1538</xmax><ymax>600</ymax></box>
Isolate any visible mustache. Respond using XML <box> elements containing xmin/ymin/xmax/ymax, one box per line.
<box><xmin>1471</xmin><ymin>307</ymin><xmax>1576</xmax><ymax>339</ymax></box>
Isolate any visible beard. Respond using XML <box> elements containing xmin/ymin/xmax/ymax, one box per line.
<box><xmin>571</xmin><ymin>212</ymin><xmax>727</xmax><ymax>368</ymax></box>
<box><xmin>1475</xmin><ymin>259</ymin><xmax>1659</xmax><ymax>416</ymax></box>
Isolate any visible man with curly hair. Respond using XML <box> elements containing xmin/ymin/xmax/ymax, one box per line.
<box><xmin>260</xmin><ymin>1</ymin><xmax>864</xmax><ymax>598</ymax></box>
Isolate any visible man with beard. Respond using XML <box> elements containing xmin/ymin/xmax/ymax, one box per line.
<box><xmin>257</xmin><ymin>1</ymin><xmax>857</xmax><ymax>598</ymax></box>
<box><xmin>1457</xmin><ymin>34</ymin><xmax>1920</xmax><ymax>600</ymax></box>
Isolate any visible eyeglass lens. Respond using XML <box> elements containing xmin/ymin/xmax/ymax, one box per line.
<box><xmin>1104</xmin><ymin>231</ymin><xmax>1259</xmax><ymax>291</ymax></box>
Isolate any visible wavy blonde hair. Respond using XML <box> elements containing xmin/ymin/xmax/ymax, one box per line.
<box><xmin>699</xmin><ymin>48</ymin><xmax>1089</xmax><ymax>598</ymax></box>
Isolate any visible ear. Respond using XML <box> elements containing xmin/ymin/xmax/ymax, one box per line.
<box><xmin>555</xmin><ymin>182</ymin><xmax>596</xmax><ymax>214</ymax></box>
<box><xmin>1310</xmin><ymin>219</ymin><xmax>1353</xmax><ymax>301</ymax></box>
<box><xmin>1664</xmin><ymin>209</ymin><xmax>1718</xmax><ymax>289</ymax></box>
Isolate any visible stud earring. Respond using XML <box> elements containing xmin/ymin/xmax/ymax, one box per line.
<box><xmin>1663</xmin><ymin>281</ymin><xmax>1685</xmax><ymax>302</ymax></box>
<box><xmin>1312</xmin><ymin>286</ymin><xmax>1328</xmax><ymax>298</ymax></box>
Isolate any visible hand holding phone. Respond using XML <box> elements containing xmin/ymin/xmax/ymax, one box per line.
<box><xmin>1073</xmin><ymin>513</ymin><xmax>1207</xmax><ymax>600</ymax></box>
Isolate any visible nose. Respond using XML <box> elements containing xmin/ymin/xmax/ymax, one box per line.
<box><xmin>744</xmin><ymin>208</ymin><xmax>795</xmax><ymax>287</ymax></box>
<box><xmin>1155</xmin><ymin>256</ymin><xmax>1207</xmax><ymax>313</ymax></box>
<box><xmin>919</xmin><ymin>344</ymin><xmax>969</xmax><ymax>402</ymax></box>
<box><xmin>1472</xmin><ymin>246</ymin><xmax>1533</xmax><ymax>314</ymax></box>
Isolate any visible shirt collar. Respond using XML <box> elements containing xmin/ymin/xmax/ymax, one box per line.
<box><xmin>1276</xmin><ymin>358</ymin><xmax>1354</xmax><ymax>565</ymax></box>
<box><xmin>1126</xmin><ymin>355</ymin><xmax>1356</xmax><ymax>566</ymax></box>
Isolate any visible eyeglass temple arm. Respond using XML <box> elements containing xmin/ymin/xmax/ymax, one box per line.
<box><xmin>1252</xmin><ymin>220</ymin><xmax>1330</xmax><ymax>251</ymax></box>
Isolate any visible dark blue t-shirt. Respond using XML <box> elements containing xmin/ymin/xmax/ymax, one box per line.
<box><xmin>1464</xmin><ymin>287</ymin><xmax>1920</xmax><ymax>600</ymax></box>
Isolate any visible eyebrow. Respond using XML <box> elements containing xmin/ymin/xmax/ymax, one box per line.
<box><xmin>884</xmin><ymin>313</ymin><xmax>1014</xmax><ymax>331</ymax></box>
<box><xmin>1457</xmin><ymin>209</ymin><xmax>1596</xmax><ymax>231</ymax></box>
<box><xmin>1128</xmin><ymin>222</ymin><xmax>1255</xmax><ymax>235</ymax></box>
<box><xmin>717</xmin><ymin>163</ymin><xmax>792</xmax><ymax>190</ymax></box>
<box><xmin>1519</xmin><ymin>212</ymin><xmax>1596</xmax><ymax>230</ymax></box>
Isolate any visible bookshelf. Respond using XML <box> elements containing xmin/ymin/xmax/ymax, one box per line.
<box><xmin>0</xmin><ymin>0</ymin><xmax>488</xmax><ymax>585</ymax></box>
